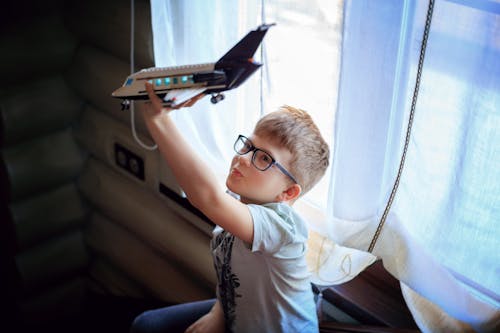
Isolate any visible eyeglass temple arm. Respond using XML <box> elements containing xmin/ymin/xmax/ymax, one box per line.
<box><xmin>274</xmin><ymin>162</ymin><xmax>298</xmax><ymax>184</ymax></box>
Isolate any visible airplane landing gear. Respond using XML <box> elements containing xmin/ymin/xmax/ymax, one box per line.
<box><xmin>121</xmin><ymin>99</ymin><xmax>131</xmax><ymax>110</ymax></box>
<box><xmin>210</xmin><ymin>93</ymin><xmax>225</xmax><ymax>104</ymax></box>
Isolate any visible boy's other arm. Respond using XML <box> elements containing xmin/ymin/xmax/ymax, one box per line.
<box><xmin>142</xmin><ymin>83</ymin><xmax>254</xmax><ymax>244</ymax></box>
<box><xmin>185</xmin><ymin>299</ymin><xmax>224</xmax><ymax>333</ymax></box>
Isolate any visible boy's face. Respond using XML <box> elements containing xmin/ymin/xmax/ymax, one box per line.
<box><xmin>226</xmin><ymin>133</ymin><xmax>294</xmax><ymax>204</ymax></box>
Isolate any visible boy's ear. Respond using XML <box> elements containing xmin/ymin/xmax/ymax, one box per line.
<box><xmin>278</xmin><ymin>184</ymin><xmax>302</xmax><ymax>202</ymax></box>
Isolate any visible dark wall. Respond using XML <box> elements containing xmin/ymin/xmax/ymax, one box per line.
<box><xmin>1</xmin><ymin>1</ymin><xmax>215</xmax><ymax>331</ymax></box>
<box><xmin>0</xmin><ymin>1</ymin><xmax>88</xmax><ymax>330</ymax></box>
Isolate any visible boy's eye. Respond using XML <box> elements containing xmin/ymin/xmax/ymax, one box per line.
<box><xmin>256</xmin><ymin>151</ymin><xmax>272</xmax><ymax>165</ymax></box>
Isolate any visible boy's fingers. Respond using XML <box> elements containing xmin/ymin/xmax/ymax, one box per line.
<box><xmin>180</xmin><ymin>98</ymin><xmax>197</xmax><ymax>108</ymax></box>
<box><xmin>145</xmin><ymin>82</ymin><xmax>154</xmax><ymax>96</ymax></box>
<box><xmin>145</xmin><ymin>82</ymin><xmax>205</xmax><ymax>110</ymax></box>
<box><xmin>178</xmin><ymin>93</ymin><xmax>205</xmax><ymax>108</ymax></box>
<box><xmin>145</xmin><ymin>82</ymin><xmax>161</xmax><ymax>101</ymax></box>
<box><xmin>145</xmin><ymin>82</ymin><xmax>164</xmax><ymax>110</ymax></box>
<box><xmin>191</xmin><ymin>93</ymin><xmax>206</xmax><ymax>103</ymax></box>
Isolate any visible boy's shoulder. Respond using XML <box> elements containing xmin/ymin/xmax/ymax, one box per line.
<box><xmin>252</xmin><ymin>201</ymin><xmax>300</xmax><ymax>219</ymax></box>
<box><xmin>248</xmin><ymin>202</ymin><xmax>308</xmax><ymax>237</ymax></box>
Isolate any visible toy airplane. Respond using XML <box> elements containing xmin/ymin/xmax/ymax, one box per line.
<box><xmin>112</xmin><ymin>23</ymin><xmax>275</xmax><ymax>110</ymax></box>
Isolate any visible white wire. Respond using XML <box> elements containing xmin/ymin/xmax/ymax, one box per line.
<box><xmin>130</xmin><ymin>0</ymin><xmax>158</xmax><ymax>150</ymax></box>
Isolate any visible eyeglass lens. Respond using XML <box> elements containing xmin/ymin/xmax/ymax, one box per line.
<box><xmin>234</xmin><ymin>136</ymin><xmax>274</xmax><ymax>171</ymax></box>
<box><xmin>235</xmin><ymin>136</ymin><xmax>252</xmax><ymax>154</ymax></box>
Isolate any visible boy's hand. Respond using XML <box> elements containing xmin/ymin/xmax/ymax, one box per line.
<box><xmin>143</xmin><ymin>82</ymin><xmax>205</xmax><ymax>118</ymax></box>
<box><xmin>144</xmin><ymin>82</ymin><xmax>168</xmax><ymax>117</ymax></box>
<box><xmin>184</xmin><ymin>311</ymin><xmax>224</xmax><ymax>333</ymax></box>
<box><xmin>185</xmin><ymin>301</ymin><xmax>224</xmax><ymax>333</ymax></box>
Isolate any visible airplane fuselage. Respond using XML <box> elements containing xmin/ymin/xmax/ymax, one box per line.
<box><xmin>112</xmin><ymin>63</ymin><xmax>224</xmax><ymax>101</ymax></box>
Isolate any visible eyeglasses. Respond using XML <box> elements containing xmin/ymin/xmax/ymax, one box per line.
<box><xmin>233</xmin><ymin>135</ymin><xmax>298</xmax><ymax>184</ymax></box>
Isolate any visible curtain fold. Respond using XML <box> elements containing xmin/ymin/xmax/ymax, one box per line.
<box><xmin>329</xmin><ymin>0</ymin><xmax>500</xmax><ymax>331</ymax></box>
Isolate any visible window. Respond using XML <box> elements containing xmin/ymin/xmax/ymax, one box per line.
<box><xmin>262</xmin><ymin>0</ymin><xmax>344</xmax><ymax>228</ymax></box>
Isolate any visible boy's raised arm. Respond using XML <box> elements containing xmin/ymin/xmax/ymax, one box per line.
<box><xmin>141</xmin><ymin>83</ymin><xmax>254</xmax><ymax>244</ymax></box>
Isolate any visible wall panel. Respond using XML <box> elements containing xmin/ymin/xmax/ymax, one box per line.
<box><xmin>87</xmin><ymin>257</ymin><xmax>150</xmax><ymax>299</ymax></box>
<box><xmin>15</xmin><ymin>230</ymin><xmax>89</xmax><ymax>296</ymax></box>
<box><xmin>9</xmin><ymin>183</ymin><xmax>86</xmax><ymax>251</ymax></box>
<box><xmin>65</xmin><ymin>45</ymin><xmax>131</xmax><ymax>121</ymax></box>
<box><xmin>85</xmin><ymin>213</ymin><xmax>214</xmax><ymax>303</ymax></box>
<box><xmin>0</xmin><ymin>76</ymin><xmax>83</xmax><ymax>146</ymax></box>
<box><xmin>2</xmin><ymin>129</ymin><xmax>85</xmax><ymax>201</ymax></box>
<box><xmin>78</xmin><ymin>158</ymin><xmax>215</xmax><ymax>288</ymax></box>
<box><xmin>16</xmin><ymin>277</ymin><xmax>87</xmax><ymax>327</ymax></box>
<box><xmin>0</xmin><ymin>7</ymin><xmax>90</xmax><ymax>329</ymax></box>
<box><xmin>0</xmin><ymin>15</ymin><xmax>77</xmax><ymax>86</ymax></box>
<box><xmin>65</xmin><ymin>0</ymin><xmax>154</xmax><ymax>68</ymax></box>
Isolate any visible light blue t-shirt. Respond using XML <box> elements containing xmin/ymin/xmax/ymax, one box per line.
<box><xmin>211</xmin><ymin>202</ymin><xmax>318</xmax><ymax>333</ymax></box>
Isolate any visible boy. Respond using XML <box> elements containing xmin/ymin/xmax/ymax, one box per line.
<box><xmin>131</xmin><ymin>82</ymin><xmax>329</xmax><ymax>333</ymax></box>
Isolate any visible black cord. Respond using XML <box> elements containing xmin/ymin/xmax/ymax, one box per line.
<box><xmin>368</xmin><ymin>0</ymin><xmax>435</xmax><ymax>253</ymax></box>
<box><xmin>260</xmin><ymin>0</ymin><xmax>266</xmax><ymax>117</ymax></box>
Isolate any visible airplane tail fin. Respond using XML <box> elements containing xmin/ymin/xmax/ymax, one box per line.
<box><xmin>216</xmin><ymin>23</ymin><xmax>275</xmax><ymax>64</ymax></box>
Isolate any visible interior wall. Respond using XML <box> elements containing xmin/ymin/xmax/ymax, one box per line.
<box><xmin>63</xmin><ymin>0</ymin><xmax>216</xmax><ymax>302</ymax></box>
<box><xmin>0</xmin><ymin>2</ymin><xmax>89</xmax><ymax>327</ymax></box>
<box><xmin>0</xmin><ymin>0</ymin><xmax>216</xmax><ymax>328</ymax></box>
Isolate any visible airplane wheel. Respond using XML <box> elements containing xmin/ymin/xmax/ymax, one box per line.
<box><xmin>121</xmin><ymin>100</ymin><xmax>131</xmax><ymax>110</ymax></box>
<box><xmin>210</xmin><ymin>94</ymin><xmax>225</xmax><ymax>104</ymax></box>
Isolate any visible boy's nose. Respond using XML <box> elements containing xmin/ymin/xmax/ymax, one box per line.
<box><xmin>237</xmin><ymin>153</ymin><xmax>252</xmax><ymax>166</ymax></box>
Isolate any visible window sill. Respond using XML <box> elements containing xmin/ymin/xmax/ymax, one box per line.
<box><xmin>319</xmin><ymin>260</ymin><xmax>419</xmax><ymax>330</ymax></box>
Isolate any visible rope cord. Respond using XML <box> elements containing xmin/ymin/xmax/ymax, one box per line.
<box><xmin>260</xmin><ymin>0</ymin><xmax>266</xmax><ymax>117</ymax></box>
<box><xmin>368</xmin><ymin>0</ymin><xmax>435</xmax><ymax>253</ymax></box>
<box><xmin>130</xmin><ymin>0</ymin><xmax>158</xmax><ymax>151</ymax></box>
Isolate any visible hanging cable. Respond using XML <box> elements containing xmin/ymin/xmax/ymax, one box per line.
<box><xmin>259</xmin><ymin>0</ymin><xmax>266</xmax><ymax>117</ymax></box>
<box><xmin>368</xmin><ymin>0</ymin><xmax>435</xmax><ymax>253</ymax></box>
<box><xmin>129</xmin><ymin>0</ymin><xmax>158</xmax><ymax>150</ymax></box>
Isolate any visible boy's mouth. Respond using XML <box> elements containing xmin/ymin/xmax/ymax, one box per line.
<box><xmin>231</xmin><ymin>168</ymin><xmax>243</xmax><ymax>177</ymax></box>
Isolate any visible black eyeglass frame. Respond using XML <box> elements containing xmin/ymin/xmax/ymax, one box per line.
<box><xmin>233</xmin><ymin>135</ymin><xmax>298</xmax><ymax>184</ymax></box>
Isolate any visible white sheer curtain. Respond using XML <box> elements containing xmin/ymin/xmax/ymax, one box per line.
<box><xmin>149</xmin><ymin>0</ymin><xmax>262</xmax><ymax>182</ymax></box>
<box><xmin>328</xmin><ymin>0</ymin><xmax>499</xmax><ymax>331</ymax></box>
<box><xmin>259</xmin><ymin>0</ymin><xmax>379</xmax><ymax>287</ymax></box>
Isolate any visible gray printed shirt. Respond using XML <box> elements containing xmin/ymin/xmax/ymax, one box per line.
<box><xmin>211</xmin><ymin>202</ymin><xmax>319</xmax><ymax>333</ymax></box>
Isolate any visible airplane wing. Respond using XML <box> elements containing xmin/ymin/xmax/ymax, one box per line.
<box><xmin>163</xmin><ymin>88</ymin><xmax>207</xmax><ymax>107</ymax></box>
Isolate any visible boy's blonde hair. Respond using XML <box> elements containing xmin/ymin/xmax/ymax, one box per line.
<box><xmin>253</xmin><ymin>105</ymin><xmax>330</xmax><ymax>195</ymax></box>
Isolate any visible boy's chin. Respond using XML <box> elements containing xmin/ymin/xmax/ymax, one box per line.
<box><xmin>225</xmin><ymin>181</ymin><xmax>239</xmax><ymax>195</ymax></box>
